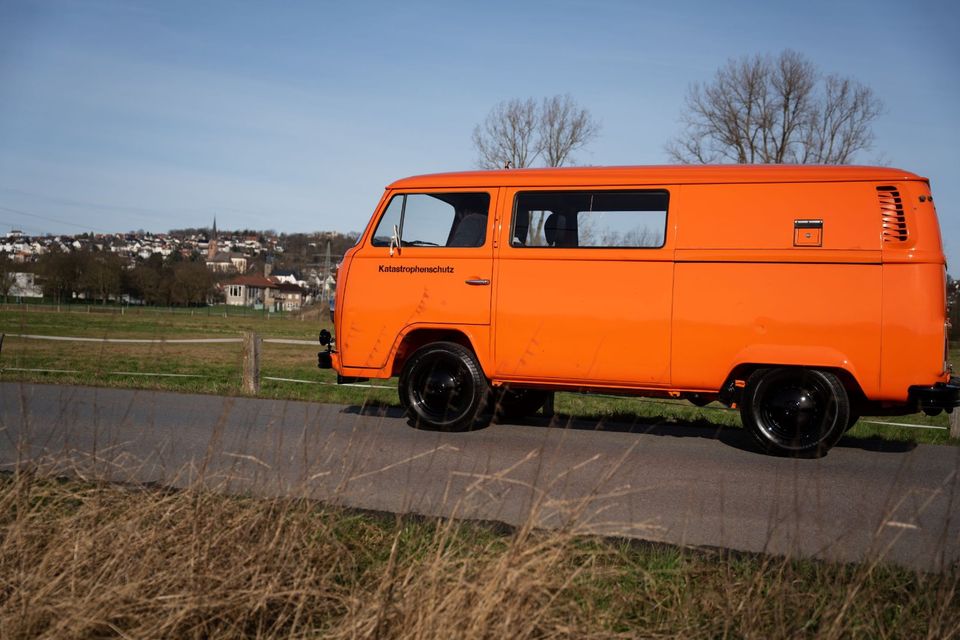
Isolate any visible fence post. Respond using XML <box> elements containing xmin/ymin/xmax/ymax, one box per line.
<box><xmin>242</xmin><ymin>331</ymin><xmax>261</xmax><ymax>394</ymax></box>
<box><xmin>950</xmin><ymin>410</ymin><xmax>960</xmax><ymax>440</ymax></box>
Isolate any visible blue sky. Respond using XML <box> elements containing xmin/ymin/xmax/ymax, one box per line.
<box><xmin>1</xmin><ymin>0</ymin><xmax>958</xmax><ymax>264</ymax></box>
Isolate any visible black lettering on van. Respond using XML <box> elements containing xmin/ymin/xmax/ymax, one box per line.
<box><xmin>378</xmin><ymin>264</ymin><xmax>455</xmax><ymax>274</ymax></box>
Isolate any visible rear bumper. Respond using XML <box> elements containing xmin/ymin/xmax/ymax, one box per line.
<box><xmin>909</xmin><ymin>377</ymin><xmax>960</xmax><ymax>412</ymax></box>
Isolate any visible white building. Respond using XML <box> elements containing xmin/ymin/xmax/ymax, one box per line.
<box><xmin>6</xmin><ymin>272</ymin><xmax>43</xmax><ymax>299</ymax></box>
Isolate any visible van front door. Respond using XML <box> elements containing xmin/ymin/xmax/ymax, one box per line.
<box><xmin>493</xmin><ymin>188</ymin><xmax>674</xmax><ymax>387</ymax></box>
<box><xmin>340</xmin><ymin>189</ymin><xmax>497</xmax><ymax>370</ymax></box>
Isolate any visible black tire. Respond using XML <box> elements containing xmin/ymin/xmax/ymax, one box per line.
<box><xmin>494</xmin><ymin>387</ymin><xmax>549</xmax><ymax>420</ymax></box>
<box><xmin>398</xmin><ymin>342</ymin><xmax>491</xmax><ymax>431</ymax></box>
<box><xmin>845</xmin><ymin>411</ymin><xmax>861</xmax><ymax>432</ymax></box>
<box><xmin>740</xmin><ymin>368</ymin><xmax>849</xmax><ymax>457</ymax></box>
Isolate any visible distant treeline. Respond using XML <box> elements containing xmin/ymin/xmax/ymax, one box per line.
<box><xmin>8</xmin><ymin>250</ymin><xmax>218</xmax><ymax>306</ymax></box>
<box><xmin>2</xmin><ymin>230</ymin><xmax>362</xmax><ymax>306</ymax></box>
<box><xmin>274</xmin><ymin>232</ymin><xmax>359</xmax><ymax>269</ymax></box>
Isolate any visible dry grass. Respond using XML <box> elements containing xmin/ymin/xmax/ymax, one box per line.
<box><xmin>1</xmin><ymin>471</ymin><xmax>957</xmax><ymax>640</ymax></box>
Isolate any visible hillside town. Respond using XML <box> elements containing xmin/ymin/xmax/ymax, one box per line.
<box><xmin>0</xmin><ymin>222</ymin><xmax>358</xmax><ymax>311</ymax></box>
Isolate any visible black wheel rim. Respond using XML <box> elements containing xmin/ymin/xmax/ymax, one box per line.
<box><xmin>755</xmin><ymin>371</ymin><xmax>836</xmax><ymax>449</ymax></box>
<box><xmin>410</xmin><ymin>352</ymin><xmax>474</xmax><ymax>424</ymax></box>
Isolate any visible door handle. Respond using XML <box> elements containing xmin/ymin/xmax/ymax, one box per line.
<box><xmin>465</xmin><ymin>279</ymin><xmax>490</xmax><ymax>286</ymax></box>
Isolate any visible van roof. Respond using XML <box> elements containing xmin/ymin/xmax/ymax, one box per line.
<box><xmin>387</xmin><ymin>165</ymin><xmax>925</xmax><ymax>189</ymax></box>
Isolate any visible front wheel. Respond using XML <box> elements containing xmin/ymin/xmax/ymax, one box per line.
<box><xmin>398</xmin><ymin>342</ymin><xmax>491</xmax><ymax>431</ymax></box>
<box><xmin>740</xmin><ymin>368</ymin><xmax>850</xmax><ymax>457</ymax></box>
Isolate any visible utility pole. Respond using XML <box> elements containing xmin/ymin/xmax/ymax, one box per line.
<box><xmin>321</xmin><ymin>238</ymin><xmax>332</xmax><ymax>305</ymax></box>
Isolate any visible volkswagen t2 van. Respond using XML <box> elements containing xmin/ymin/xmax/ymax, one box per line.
<box><xmin>318</xmin><ymin>165</ymin><xmax>959</xmax><ymax>456</ymax></box>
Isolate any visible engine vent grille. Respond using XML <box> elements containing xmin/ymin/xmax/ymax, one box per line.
<box><xmin>877</xmin><ymin>186</ymin><xmax>908</xmax><ymax>243</ymax></box>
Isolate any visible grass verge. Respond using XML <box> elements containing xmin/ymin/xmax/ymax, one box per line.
<box><xmin>1</xmin><ymin>305</ymin><xmax>958</xmax><ymax>446</ymax></box>
<box><xmin>1</xmin><ymin>471</ymin><xmax>957</xmax><ymax>639</ymax></box>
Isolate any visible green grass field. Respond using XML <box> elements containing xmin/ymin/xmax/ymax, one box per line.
<box><xmin>0</xmin><ymin>304</ymin><xmax>957</xmax><ymax>446</ymax></box>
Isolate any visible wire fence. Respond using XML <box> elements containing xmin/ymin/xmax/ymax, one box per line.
<box><xmin>0</xmin><ymin>301</ymin><xmax>316</xmax><ymax>319</ymax></box>
<box><xmin>0</xmin><ymin>332</ymin><xmax>388</xmax><ymax>390</ymax></box>
<box><xmin>3</xmin><ymin>333</ymin><xmax>315</xmax><ymax>345</ymax></box>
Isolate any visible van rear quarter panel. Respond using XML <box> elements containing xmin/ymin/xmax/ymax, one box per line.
<box><xmin>880</xmin><ymin>263</ymin><xmax>946</xmax><ymax>399</ymax></box>
<box><xmin>671</xmin><ymin>182</ymin><xmax>884</xmax><ymax>395</ymax></box>
<box><xmin>879</xmin><ymin>179</ymin><xmax>949</xmax><ymax>399</ymax></box>
<box><xmin>672</xmin><ymin>262</ymin><xmax>882</xmax><ymax>393</ymax></box>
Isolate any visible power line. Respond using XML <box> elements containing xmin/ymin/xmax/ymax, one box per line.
<box><xmin>0</xmin><ymin>187</ymin><xmax>197</xmax><ymax>222</ymax></box>
<box><xmin>0</xmin><ymin>220</ymin><xmax>45</xmax><ymax>236</ymax></box>
<box><xmin>0</xmin><ymin>204</ymin><xmax>111</xmax><ymax>234</ymax></box>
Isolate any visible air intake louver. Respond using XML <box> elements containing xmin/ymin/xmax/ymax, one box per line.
<box><xmin>877</xmin><ymin>186</ymin><xmax>908</xmax><ymax>243</ymax></box>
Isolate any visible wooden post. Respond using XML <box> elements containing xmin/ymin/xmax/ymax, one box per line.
<box><xmin>242</xmin><ymin>331</ymin><xmax>261</xmax><ymax>394</ymax></box>
<box><xmin>950</xmin><ymin>410</ymin><xmax>960</xmax><ymax>440</ymax></box>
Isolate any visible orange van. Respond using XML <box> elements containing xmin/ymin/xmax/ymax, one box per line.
<box><xmin>318</xmin><ymin>165</ymin><xmax>958</xmax><ymax>456</ymax></box>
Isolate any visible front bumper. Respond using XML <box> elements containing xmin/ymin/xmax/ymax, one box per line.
<box><xmin>317</xmin><ymin>328</ymin><xmax>334</xmax><ymax>369</ymax></box>
<box><xmin>909</xmin><ymin>377</ymin><xmax>960</xmax><ymax>412</ymax></box>
<box><xmin>317</xmin><ymin>350</ymin><xmax>333</xmax><ymax>369</ymax></box>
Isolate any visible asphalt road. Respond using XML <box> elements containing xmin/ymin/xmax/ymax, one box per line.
<box><xmin>2</xmin><ymin>381</ymin><xmax>958</xmax><ymax>572</ymax></box>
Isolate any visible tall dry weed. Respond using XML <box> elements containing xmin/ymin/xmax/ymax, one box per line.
<box><xmin>0</xmin><ymin>471</ymin><xmax>957</xmax><ymax>639</ymax></box>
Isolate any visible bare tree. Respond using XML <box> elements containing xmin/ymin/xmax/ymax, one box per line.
<box><xmin>472</xmin><ymin>94</ymin><xmax>600</xmax><ymax>169</ymax></box>
<box><xmin>77</xmin><ymin>251</ymin><xmax>124</xmax><ymax>304</ymax></box>
<box><xmin>171</xmin><ymin>261</ymin><xmax>216</xmax><ymax>306</ymax></box>
<box><xmin>472</xmin><ymin>98</ymin><xmax>539</xmax><ymax>169</ymax></box>
<box><xmin>0</xmin><ymin>255</ymin><xmax>14</xmax><ymax>302</ymax></box>
<box><xmin>538</xmin><ymin>94</ymin><xmax>601</xmax><ymax>167</ymax></box>
<box><xmin>667</xmin><ymin>50</ymin><xmax>882</xmax><ymax>164</ymax></box>
<box><xmin>801</xmin><ymin>74</ymin><xmax>883</xmax><ymax>164</ymax></box>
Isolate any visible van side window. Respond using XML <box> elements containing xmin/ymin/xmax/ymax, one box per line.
<box><xmin>512</xmin><ymin>190</ymin><xmax>668</xmax><ymax>248</ymax></box>
<box><xmin>371</xmin><ymin>193</ymin><xmax>491</xmax><ymax>248</ymax></box>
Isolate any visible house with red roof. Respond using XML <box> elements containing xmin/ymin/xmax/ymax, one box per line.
<box><xmin>223</xmin><ymin>274</ymin><xmax>278</xmax><ymax>310</ymax></box>
<box><xmin>273</xmin><ymin>281</ymin><xmax>307</xmax><ymax>311</ymax></box>
<box><xmin>222</xmin><ymin>273</ymin><xmax>307</xmax><ymax>311</ymax></box>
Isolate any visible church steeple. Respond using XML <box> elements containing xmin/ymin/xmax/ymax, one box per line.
<box><xmin>208</xmin><ymin>216</ymin><xmax>219</xmax><ymax>259</ymax></box>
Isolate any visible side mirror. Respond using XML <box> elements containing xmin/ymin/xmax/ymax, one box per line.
<box><xmin>389</xmin><ymin>224</ymin><xmax>401</xmax><ymax>256</ymax></box>
<box><xmin>318</xmin><ymin>329</ymin><xmax>331</xmax><ymax>346</ymax></box>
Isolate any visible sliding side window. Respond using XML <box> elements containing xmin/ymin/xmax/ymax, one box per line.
<box><xmin>512</xmin><ymin>190</ymin><xmax>668</xmax><ymax>248</ymax></box>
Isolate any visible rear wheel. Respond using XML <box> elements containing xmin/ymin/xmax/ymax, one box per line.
<box><xmin>398</xmin><ymin>342</ymin><xmax>490</xmax><ymax>431</ymax></box>
<box><xmin>740</xmin><ymin>368</ymin><xmax>849</xmax><ymax>457</ymax></box>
